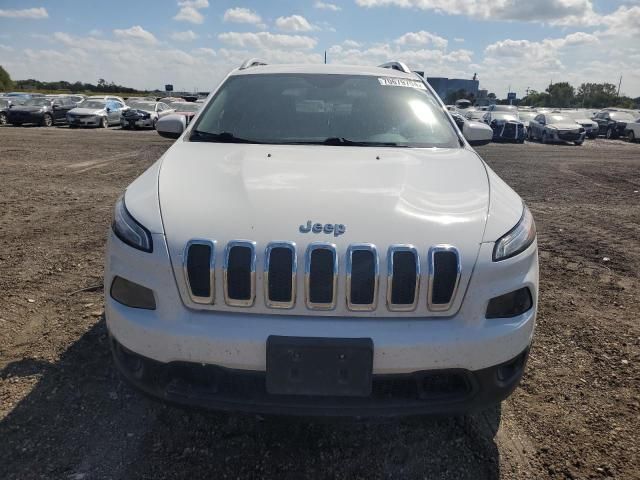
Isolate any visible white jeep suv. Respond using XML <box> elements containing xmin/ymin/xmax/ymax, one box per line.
<box><xmin>105</xmin><ymin>61</ymin><xmax>538</xmax><ymax>417</ymax></box>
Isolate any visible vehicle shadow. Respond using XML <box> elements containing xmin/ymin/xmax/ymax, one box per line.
<box><xmin>0</xmin><ymin>320</ymin><xmax>501</xmax><ymax>480</ymax></box>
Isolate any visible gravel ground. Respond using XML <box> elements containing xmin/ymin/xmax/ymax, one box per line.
<box><xmin>0</xmin><ymin>126</ymin><xmax>638</xmax><ymax>480</ymax></box>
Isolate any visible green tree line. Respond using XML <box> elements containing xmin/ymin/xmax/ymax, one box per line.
<box><xmin>517</xmin><ymin>81</ymin><xmax>638</xmax><ymax>109</ymax></box>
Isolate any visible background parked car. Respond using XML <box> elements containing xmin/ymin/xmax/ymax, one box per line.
<box><xmin>483</xmin><ymin>111</ymin><xmax>526</xmax><ymax>143</ymax></box>
<box><xmin>86</xmin><ymin>95</ymin><xmax>127</xmax><ymax>105</ymax></box>
<box><xmin>624</xmin><ymin>117</ymin><xmax>640</xmax><ymax>142</ymax></box>
<box><xmin>125</xmin><ymin>96</ymin><xmax>157</xmax><ymax>105</ymax></box>
<box><xmin>66</xmin><ymin>99</ymin><xmax>125</xmax><ymax>128</ymax></box>
<box><xmin>517</xmin><ymin>111</ymin><xmax>537</xmax><ymax>136</ymax></box>
<box><xmin>528</xmin><ymin>113</ymin><xmax>585</xmax><ymax>145</ymax></box>
<box><xmin>593</xmin><ymin>110</ymin><xmax>636</xmax><ymax>139</ymax></box>
<box><xmin>120</xmin><ymin>101</ymin><xmax>174</xmax><ymax>129</ymax></box>
<box><xmin>561</xmin><ymin>110</ymin><xmax>599</xmax><ymax>139</ymax></box>
<box><xmin>167</xmin><ymin>101</ymin><xmax>201</xmax><ymax>125</ymax></box>
<box><xmin>0</xmin><ymin>98</ymin><xmax>9</xmax><ymax>125</ymax></box>
<box><xmin>488</xmin><ymin>104</ymin><xmax>519</xmax><ymax>113</ymax></box>
<box><xmin>7</xmin><ymin>96</ymin><xmax>76</xmax><ymax>127</ymax></box>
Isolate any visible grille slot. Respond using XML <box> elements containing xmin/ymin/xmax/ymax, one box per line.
<box><xmin>428</xmin><ymin>246</ymin><xmax>461</xmax><ymax>311</ymax></box>
<box><xmin>184</xmin><ymin>240</ymin><xmax>215</xmax><ymax>304</ymax></box>
<box><xmin>223</xmin><ymin>241</ymin><xmax>256</xmax><ymax>307</ymax></box>
<box><xmin>346</xmin><ymin>244</ymin><xmax>379</xmax><ymax>311</ymax></box>
<box><xmin>305</xmin><ymin>243</ymin><xmax>338</xmax><ymax>310</ymax></box>
<box><xmin>386</xmin><ymin>245</ymin><xmax>420</xmax><ymax>312</ymax></box>
<box><xmin>264</xmin><ymin>242</ymin><xmax>296</xmax><ymax>309</ymax></box>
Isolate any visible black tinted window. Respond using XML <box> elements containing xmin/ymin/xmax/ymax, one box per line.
<box><xmin>192</xmin><ymin>74</ymin><xmax>459</xmax><ymax>148</ymax></box>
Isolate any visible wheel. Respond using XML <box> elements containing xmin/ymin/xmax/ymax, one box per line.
<box><xmin>542</xmin><ymin>132</ymin><xmax>549</xmax><ymax>144</ymax></box>
<box><xmin>629</xmin><ymin>131</ymin><xmax>636</xmax><ymax>143</ymax></box>
<box><xmin>121</xmin><ymin>124</ymin><xmax>129</xmax><ymax>130</ymax></box>
<box><xmin>606</xmin><ymin>127</ymin><xmax>615</xmax><ymax>139</ymax></box>
<box><xmin>527</xmin><ymin>128</ymin><xmax>534</xmax><ymax>141</ymax></box>
<box><xmin>0</xmin><ymin>112</ymin><xmax>6</xmax><ymax>125</ymax></box>
<box><xmin>100</xmin><ymin>117</ymin><xmax>108</xmax><ymax>128</ymax></box>
<box><xmin>69</xmin><ymin>124</ymin><xmax>78</xmax><ymax>129</ymax></box>
<box><xmin>152</xmin><ymin>118</ymin><xmax>158</xmax><ymax>130</ymax></box>
<box><xmin>12</xmin><ymin>122</ymin><xmax>22</xmax><ymax>127</ymax></box>
<box><xmin>574</xmin><ymin>141</ymin><xmax>583</xmax><ymax>146</ymax></box>
<box><xmin>41</xmin><ymin>113</ymin><xmax>53</xmax><ymax>127</ymax></box>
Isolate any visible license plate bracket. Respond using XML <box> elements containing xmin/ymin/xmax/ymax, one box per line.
<box><xmin>266</xmin><ymin>336</ymin><xmax>373</xmax><ymax>397</ymax></box>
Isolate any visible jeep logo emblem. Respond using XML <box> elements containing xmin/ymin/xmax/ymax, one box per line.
<box><xmin>299</xmin><ymin>220</ymin><xmax>346</xmax><ymax>237</ymax></box>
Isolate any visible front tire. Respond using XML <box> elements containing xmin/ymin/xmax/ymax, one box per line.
<box><xmin>629</xmin><ymin>131</ymin><xmax>636</xmax><ymax>143</ymax></box>
<box><xmin>574</xmin><ymin>141</ymin><xmax>584</xmax><ymax>146</ymax></box>
<box><xmin>542</xmin><ymin>131</ymin><xmax>549</xmax><ymax>144</ymax></box>
<box><xmin>0</xmin><ymin>112</ymin><xmax>7</xmax><ymax>125</ymax></box>
<box><xmin>527</xmin><ymin>128</ymin><xmax>534</xmax><ymax>141</ymax></box>
<box><xmin>100</xmin><ymin>117</ymin><xmax>108</xmax><ymax>128</ymax></box>
<box><xmin>606</xmin><ymin>127</ymin><xmax>615</xmax><ymax>139</ymax></box>
<box><xmin>42</xmin><ymin>113</ymin><xmax>53</xmax><ymax>127</ymax></box>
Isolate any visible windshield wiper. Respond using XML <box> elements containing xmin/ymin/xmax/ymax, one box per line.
<box><xmin>190</xmin><ymin>130</ymin><xmax>258</xmax><ymax>144</ymax></box>
<box><xmin>287</xmin><ymin>137</ymin><xmax>404</xmax><ymax>147</ymax></box>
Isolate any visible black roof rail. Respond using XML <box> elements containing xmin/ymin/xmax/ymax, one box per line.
<box><xmin>239</xmin><ymin>58</ymin><xmax>268</xmax><ymax>70</ymax></box>
<box><xmin>378</xmin><ymin>61</ymin><xmax>412</xmax><ymax>74</ymax></box>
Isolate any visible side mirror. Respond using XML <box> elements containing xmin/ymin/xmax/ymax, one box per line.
<box><xmin>156</xmin><ymin>114</ymin><xmax>186</xmax><ymax>139</ymax></box>
<box><xmin>106</xmin><ymin>107</ymin><xmax>111</xmax><ymax>113</ymax></box>
<box><xmin>463</xmin><ymin>120</ymin><xmax>493</xmax><ymax>146</ymax></box>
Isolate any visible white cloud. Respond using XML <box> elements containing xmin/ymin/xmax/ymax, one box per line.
<box><xmin>355</xmin><ymin>0</ymin><xmax>598</xmax><ymax>25</ymax></box>
<box><xmin>314</xmin><ymin>1</ymin><xmax>342</xmax><ymax>11</ymax></box>
<box><xmin>275</xmin><ymin>15</ymin><xmax>317</xmax><ymax>32</ymax></box>
<box><xmin>195</xmin><ymin>47</ymin><xmax>216</xmax><ymax>56</ymax></box>
<box><xmin>113</xmin><ymin>26</ymin><xmax>158</xmax><ymax>45</ymax></box>
<box><xmin>223</xmin><ymin>7</ymin><xmax>262</xmax><ymax>25</ymax></box>
<box><xmin>343</xmin><ymin>39</ymin><xmax>362</xmax><ymax>48</ymax></box>
<box><xmin>0</xmin><ymin>44</ymin><xmax>14</xmax><ymax>51</ymax></box>
<box><xmin>89</xmin><ymin>29</ymin><xmax>103</xmax><ymax>37</ymax></box>
<box><xmin>170</xmin><ymin>30</ymin><xmax>199</xmax><ymax>41</ymax></box>
<box><xmin>395</xmin><ymin>30</ymin><xmax>448</xmax><ymax>49</ymax></box>
<box><xmin>218</xmin><ymin>31</ymin><xmax>317</xmax><ymax>49</ymax></box>
<box><xmin>174</xmin><ymin>0</ymin><xmax>209</xmax><ymax>24</ymax></box>
<box><xmin>0</xmin><ymin>7</ymin><xmax>48</xmax><ymax>19</ymax></box>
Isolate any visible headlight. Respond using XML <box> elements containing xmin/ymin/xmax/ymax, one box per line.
<box><xmin>493</xmin><ymin>205</ymin><xmax>536</xmax><ymax>261</ymax></box>
<box><xmin>112</xmin><ymin>195</ymin><xmax>153</xmax><ymax>252</ymax></box>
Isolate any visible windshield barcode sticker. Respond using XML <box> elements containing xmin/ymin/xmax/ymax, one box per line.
<box><xmin>378</xmin><ymin>77</ymin><xmax>426</xmax><ymax>90</ymax></box>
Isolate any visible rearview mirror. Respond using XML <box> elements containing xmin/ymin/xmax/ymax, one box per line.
<box><xmin>463</xmin><ymin>120</ymin><xmax>493</xmax><ymax>146</ymax></box>
<box><xmin>156</xmin><ymin>114</ymin><xmax>186</xmax><ymax>139</ymax></box>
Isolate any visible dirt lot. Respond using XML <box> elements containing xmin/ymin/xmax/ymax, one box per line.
<box><xmin>0</xmin><ymin>126</ymin><xmax>638</xmax><ymax>480</ymax></box>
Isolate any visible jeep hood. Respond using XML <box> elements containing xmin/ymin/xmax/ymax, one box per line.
<box><xmin>158</xmin><ymin>142</ymin><xmax>490</xmax><ymax>253</ymax></box>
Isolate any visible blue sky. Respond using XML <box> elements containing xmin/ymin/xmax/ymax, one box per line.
<box><xmin>0</xmin><ymin>0</ymin><xmax>639</xmax><ymax>97</ymax></box>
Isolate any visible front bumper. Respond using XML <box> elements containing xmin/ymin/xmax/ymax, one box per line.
<box><xmin>111</xmin><ymin>334</ymin><xmax>530</xmax><ymax>417</ymax></box>
<box><xmin>67</xmin><ymin>115</ymin><xmax>103</xmax><ymax>127</ymax></box>
<box><xmin>121</xmin><ymin>117</ymin><xmax>154</xmax><ymax>128</ymax></box>
<box><xmin>552</xmin><ymin>130</ymin><xmax>586</xmax><ymax>143</ymax></box>
<box><xmin>490</xmin><ymin>121</ymin><xmax>525</xmax><ymax>142</ymax></box>
<box><xmin>105</xmin><ymin>229</ymin><xmax>538</xmax><ymax>416</ymax></box>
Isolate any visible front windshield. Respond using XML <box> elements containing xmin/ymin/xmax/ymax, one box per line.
<box><xmin>128</xmin><ymin>102</ymin><xmax>155</xmax><ymax>110</ymax></box>
<box><xmin>79</xmin><ymin>100</ymin><xmax>106</xmax><ymax>109</ymax></box>
<box><xmin>192</xmin><ymin>74</ymin><xmax>460</xmax><ymax>148</ymax></box>
<box><xmin>549</xmin><ymin>115</ymin><xmax>573</xmax><ymax>123</ymax></box>
<box><xmin>24</xmin><ymin>98</ymin><xmax>51</xmax><ymax>107</ymax></box>
<box><xmin>493</xmin><ymin>113</ymin><xmax>519</xmax><ymax>121</ymax></box>
<box><xmin>170</xmin><ymin>102</ymin><xmax>200</xmax><ymax>112</ymax></box>
<box><xmin>610</xmin><ymin>112</ymin><xmax>634</xmax><ymax>121</ymax></box>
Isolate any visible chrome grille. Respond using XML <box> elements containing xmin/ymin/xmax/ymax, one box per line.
<box><xmin>427</xmin><ymin>246</ymin><xmax>461</xmax><ymax>311</ymax></box>
<box><xmin>386</xmin><ymin>245</ymin><xmax>420</xmax><ymax>311</ymax></box>
<box><xmin>184</xmin><ymin>239</ymin><xmax>215</xmax><ymax>304</ymax></box>
<box><xmin>183</xmin><ymin>240</ymin><xmax>462</xmax><ymax>313</ymax></box>
<box><xmin>223</xmin><ymin>240</ymin><xmax>256</xmax><ymax>307</ymax></box>
<box><xmin>346</xmin><ymin>244</ymin><xmax>379</xmax><ymax>311</ymax></box>
<box><xmin>264</xmin><ymin>241</ymin><xmax>296</xmax><ymax>309</ymax></box>
<box><xmin>305</xmin><ymin>243</ymin><xmax>338</xmax><ymax>310</ymax></box>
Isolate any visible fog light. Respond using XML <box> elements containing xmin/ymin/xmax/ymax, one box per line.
<box><xmin>110</xmin><ymin>276</ymin><xmax>156</xmax><ymax>310</ymax></box>
<box><xmin>486</xmin><ymin>287</ymin><xmax>532</xmax><ymax>319</ymax></box>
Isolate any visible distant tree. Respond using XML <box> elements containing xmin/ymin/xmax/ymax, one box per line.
<box><xmin>0</xmin><ymin>66</ymin><xmax>14</xmax><ymax>90</ymax></box>
<box><xmin>576</xmin><ymin>82</ymin><xmax>628</xmax><ymax>109</ymax></box>
<box><xmin>546</xmin><ymin>82</ymin><xmax>574</xmax><ymax>108</ymax></box>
